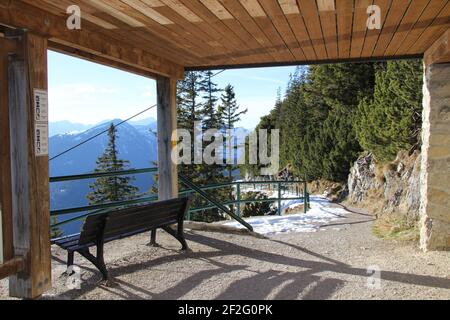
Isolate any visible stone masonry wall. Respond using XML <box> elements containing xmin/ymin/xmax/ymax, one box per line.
<box><xmin>420</xmin><ymin>62</ymin><xmax>450</xmax><ymax>251</ymax></box>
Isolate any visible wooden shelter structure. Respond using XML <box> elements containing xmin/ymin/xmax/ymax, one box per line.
<box><xmin>0</xmin><ymin>0</ymin><xmax>449</xmax><ymax>299</ymax></box>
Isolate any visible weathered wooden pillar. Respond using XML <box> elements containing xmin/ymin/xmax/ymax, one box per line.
<box><xmin>0</xmin><ymin>37</ymin><xmax>15</xmax><ymax>267</ymax></box>
<box><xmin>421</xmin><ymin>30</ymin><xmax>450</xmax><ymax>251</ymax></box>
<box><xmin>8</xmin><ymin>32</ymin><xmax>52</xmax><ymax>298</ymax></box>
<box><xmin>156</xmin><ymin>76</ymin><xmax>179</xmax><ymax>200</ymax></box>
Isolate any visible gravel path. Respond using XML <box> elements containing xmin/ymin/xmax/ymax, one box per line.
<box><xmin>1</xmin><ymin>206</ymin><xmax>449</xmax><ymax>300</ymax></box>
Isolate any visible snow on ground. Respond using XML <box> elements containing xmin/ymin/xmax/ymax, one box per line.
<box><xmin>224</xmin><ymin>194</ymin><xmax>350</xmax><ymax>236</ymax></box>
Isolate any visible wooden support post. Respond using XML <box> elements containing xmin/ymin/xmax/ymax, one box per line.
<box><xmin>8</xmin><ymin>33</ymin><xmax>51</xmax><ymax>299</ymax></box>
<box><xmin>0</xmin><ymin>38</ymin><xmax>15</xmax><ymax>266</ymax></box>
<box><xmin>157</xmin><ymin>76</ymin><xmax>179</xmax><ymax>201</ymax></box>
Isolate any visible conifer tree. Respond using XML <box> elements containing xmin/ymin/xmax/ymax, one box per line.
<box><xmin>218</xmin><ymin>84</ymin><xmax>247</xmax><ymax>181</ymax></box>
<box><xmin>355</xmin><ymin>60</ymin><xmax>423</xmax><ymax>161</ymax></box>
<box><xmin>87</xmin><ymin>124</ymin><xmax>140</xmax><ymax>204</ymax></box>
<box><xmin>201</xmin><ymin>70</ymin><xmax>222</xmax><ymax>131</ymax></box>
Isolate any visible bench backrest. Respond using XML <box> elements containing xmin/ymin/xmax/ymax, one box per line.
<box><xmin>78</xmin><ymin>197</ymin><xmax>191</xmax><ymax>246</ymax></box>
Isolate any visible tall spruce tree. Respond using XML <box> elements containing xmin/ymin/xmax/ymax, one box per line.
<box><xmin>87</xmin><ymin>124</ymin><xmax>139</xmax><ymax>204</ymax></box>
<box><xmin>219</xmin><ymin>84</ymin><xmax>247</xmax><ymax>181</ymax></box>
<box><xmin>355</xmin><ymin>60</ymin><xmax>423</xmax><ymax>162</ymax></box>
<box><xmin>176</xmin><ymin>71</ymin><xmax>229</xmax><ymax>222</ymax></box>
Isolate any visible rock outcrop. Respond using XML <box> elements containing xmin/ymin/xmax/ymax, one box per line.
<box><xmin>347</xmin><ymin>151</ymin><xmax>421</xmax><ymax>222</ymax></box>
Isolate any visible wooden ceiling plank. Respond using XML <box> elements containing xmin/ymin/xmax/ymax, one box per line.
<box><xmin>217</xmin><ymin>0</ymin><xmax>288</xmax><ymax>62</ymax></box>
<box><xmin>194</xmin><ymin>0</ymin><xmax>277</xmax><ymax>64</ymax></box>
<box><xmin>372</xmin><ymin>0</ymin><xmax>411</xmax><ymax>56</ymax></box>
<box><xmin>318</xmin><ymin>2</ymin><xmax>339</xmax><ymax>59</ymax></box>
<box><xmin>384</xmin><ymin>0</ymin><xmax>431</xmax><ymax>56</ymax></box>
<box><xmin>297</xmin><ymin>0</ymin><xmax>328</xmax><ymax>60</ymax></box>
<box><xmin>85</xmin><ymin>0</ymin><xmax>147</xmax><ymax>27</ymax></box>
<box><xmin>350</xmin><ymin>0</ymin><xmax>373</xmax><ymax>58</ymax></box>
<box><xmin>0</xmin><ymin>0</ymin><xmax>184</xmax><ymax>79</ymax></box>
<box><xmin>179</xmin><ymin>0</ymin><xmax>273</xmax><ymax>65</ymax></box>
<box><xmin>280</xmin><ymin>0</ymin><xmax>317</xmax><ymax>60</ymax></box>
<box><xmin>424</xmin><ymin>28</ymin><xmax>450</xmax><ymax>64</ymax></box>
<box><xmin>406</xmin><ymin>0</ymin><xmax>450</xmax><ymax>54</ymax></box>
<box><xmin>232</xmin><ymin>0</ymin><xmax>294</xmax><ymax>61</ymax></box>
<box><xmin>396</xmin><ymin>0</ymin><xmax>449</xmax><ymax>55</ymax></box>
<box><xmin>111</xmin><ymin>0</ymin><xmax>223</xmax><ymax>60</ymax></box>
<box><xmin>256</xmin><ymin>0</ymin><xmax>305</xmax><ymax>61</ymax></box>
<box><xmin>336</xmin><ymin>0</ymin><xmax>354</xmax><ymax>59</ymax></box>
<box><xmin>361</xmin><ymin>0</ymin><xmax>391</xmax><ymax>58</ymax></box>
<box><xmin>36</xmin><ymin>0</ymin><xmax>199</xmax><ymax>65</ymax></box>
<box><xmin>180</xmin><ymin>0</ymin><xmax>270</xmax><ymax>63</ymax></box>
<box><xmin>144</xmin><ymin>1</ymin><xmax>236</xmax><ymax>64</ymax></box>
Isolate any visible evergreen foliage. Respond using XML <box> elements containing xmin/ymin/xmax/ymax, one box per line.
<box><xmin>87</xmin><ymin>124</ymin><xmax>140</xmax><ymax>204</ymax></box>
<box><xmin>354</xmin><ymin>60</ymin><xmax>423</xmax><ymax>162</ymax></box>
<box><xmin>242</xmin><ymin>59</ymin><xmax>423</xmax><ymax>183</ymax></box>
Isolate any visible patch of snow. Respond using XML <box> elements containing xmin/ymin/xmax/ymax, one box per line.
<box><xmin>224</xmin><ymin>195</ymin><xmax>350</xmax><ymax>236</ymax></box>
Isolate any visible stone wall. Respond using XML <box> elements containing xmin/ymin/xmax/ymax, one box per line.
<box><xmin>420</xmin><ymin>62</ymin><xmax>450</xmax><ymax>251</ymax></box>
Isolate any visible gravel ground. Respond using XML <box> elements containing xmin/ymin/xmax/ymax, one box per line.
<box><xmin>1</xmin><ymin>206</ymin><xmax>449</xmax><ymax>300</ymax></box>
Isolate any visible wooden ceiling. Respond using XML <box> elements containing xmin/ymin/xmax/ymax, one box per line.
<box><xmin>2</xmin><ymin>0</ymin><xmax>450</xmax><ymax>76</ymax></box>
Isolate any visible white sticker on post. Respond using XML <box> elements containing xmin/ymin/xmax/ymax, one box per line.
<box><xmin>34</xmin><ymin>89</ymin><xmax>49</xmax><ymax>157</ymax></box>
<box><xmin>34</xmin><ymin>89</ymin><xmax>48</xmax><ymax>122</ymax></box>
<box><xmin>35</xmin><ymin>124</ymin><xmax>49</xmax><ymax>156</ymax></box>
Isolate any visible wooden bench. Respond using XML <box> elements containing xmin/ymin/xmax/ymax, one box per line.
<box><xmin>54</xmin><ymin>197</ymin><xmax>192</xmax><ymax>280</ymax></box>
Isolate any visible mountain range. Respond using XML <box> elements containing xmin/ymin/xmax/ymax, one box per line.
<box><xmin>49</xmin><ymin>118</ymin><xmax>158</xmax><ymax>235</ymax></box>
<box><xmin>49</xmin><ymin>118</ymin><xmax>249</xmax><ymax>235</ymax></box>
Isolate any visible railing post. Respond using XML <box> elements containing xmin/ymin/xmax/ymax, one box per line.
<box><xmin>278</xmin><ymin>182</ymin><xmax>282</xmax><ymax>216</ymax></box>
<box><xmin>236</xmin><ymin>183</ymin><xmax>241</xmax><ymax>217</ymax></box>
<box><xmin>304</xmin><ymin>181</ymin><xmax>308</xmax><ymax>214</ymax></box>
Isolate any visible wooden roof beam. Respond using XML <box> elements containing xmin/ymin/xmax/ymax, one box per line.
<box><xmin>0</xmin><ymin>0</ymin><xmax>185</xmax><ymax>79</ymax></box>
<box><xmin>425</xmin><ymin>28</ymin><xmax>450</xmax><ymax>65</ymax></box>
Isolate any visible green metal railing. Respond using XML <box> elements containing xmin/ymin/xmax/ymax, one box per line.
<box><xmin>50</xmin><ymin>167</ymin><xmax>310</xmax><ymax>233</ymax></box>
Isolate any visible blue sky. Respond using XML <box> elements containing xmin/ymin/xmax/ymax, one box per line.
<box><xmin>48</xmin><ymin>50</ymin><xmax>297</xmax><ymax>129</ymax></box>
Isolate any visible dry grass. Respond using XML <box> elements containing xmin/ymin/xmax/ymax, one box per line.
<box><xmin>373</xmin><ymin>214</ymin><xmax>420</xmax><ymax>243</ymax></box>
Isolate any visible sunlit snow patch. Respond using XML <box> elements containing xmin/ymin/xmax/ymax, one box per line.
<box><xmin>224</xmin><ymin>195</ymin><xmax>350</xmax><ymax>236</ymax></box>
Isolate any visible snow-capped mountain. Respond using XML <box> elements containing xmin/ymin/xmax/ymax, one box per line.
<box><xmin>49</xmin><ymin>119</ymin><xmax>158</xmax><ymax>235</ymax></box>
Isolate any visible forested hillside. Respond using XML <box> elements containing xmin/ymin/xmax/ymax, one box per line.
<box><xmin>242</xmin><ymin>60</ymin><xmax>423</xmax><ymax>183</ymax></box>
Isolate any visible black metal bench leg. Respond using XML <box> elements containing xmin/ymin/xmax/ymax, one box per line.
<box><xmin>149</xmin><ymin>229</ymin><xmax>159</xmax><ymax>247</ymax></box>
<box><xmin>67</xmin><ymin>251</ymin><xmax>74</xmax><ymax>268</ymax></box>
<box><xmin>178</xmin><ymin>233</ymin><xmax>189</xmax><ymax>251</ymax></box>
<box><xmin>78</xmin><ymin>248</ymin><xmax>109</xmax><ymax>281</ymax></box>
<box><xmin>96</xmin><ymin>244</ymin><xmax>108</xmax><ymax>281</ymax></box>
<box><xmin>162</xmin><ymin>226</ymin><xmax>189</xmax><ymax>251</ymax></box>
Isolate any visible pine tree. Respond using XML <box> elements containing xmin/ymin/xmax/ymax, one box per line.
<box><xmin>355</xmin><ymin>60</ymin><xmax>423</xmax><ymax>161</ymax></box>
<box><xmin>218</xmin><ymin>84</ymin><xmax>247</xmax><ymax>181</ymax></box>
<box><xmin>200</xmin><ymin>70</ymin><xmax>222</xmax><ymax>131</ymax></box>
<box><xmin>176</xmin><ymin>71</ymin><xmax>229</xmax><ymax>222</ymax></box>
<box><xmin>87</xmin><ymin>124</ymin><xmax>140</xmax><ymax>204</ymax></box>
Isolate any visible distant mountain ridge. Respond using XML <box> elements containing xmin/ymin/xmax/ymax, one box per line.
<box><xmin>49</xmin><ymin>118</ymin><xmax>158</xmax><ymax>235</ymax></box>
